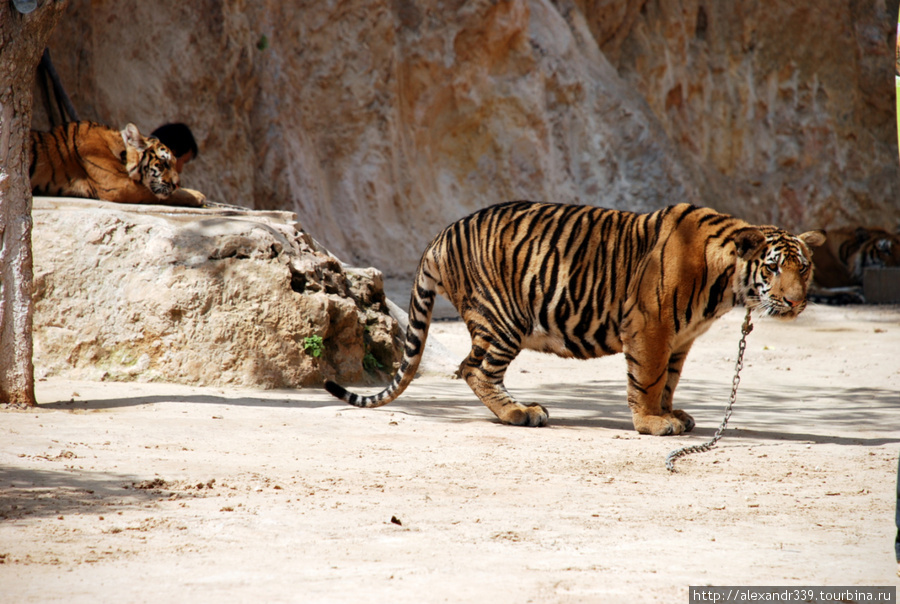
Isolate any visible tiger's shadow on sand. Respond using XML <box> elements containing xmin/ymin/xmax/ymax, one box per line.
<box><xmin>389</xmin><ymin>377</ymin><xmax>900</xmax><ymax>447</ymax></box>
<box><xmin>38</xmin><ymin>377</ymin><xmax>898</xmax><ymax>447</ymax></box>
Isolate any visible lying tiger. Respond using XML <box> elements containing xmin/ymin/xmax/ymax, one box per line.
<box><xmin>811</xmin><ymin>227</ymin><xmax>900</xmax><ymax>304</ymax></box>
<box><xmin>326</xmin><ymin>201</ymin><xmax>825</xmax><ymax>436</ymax></box>
<box><xmin>30</xmin><ymin>121</ymin><xmax>205</xmax><ymax>206</ymax></box>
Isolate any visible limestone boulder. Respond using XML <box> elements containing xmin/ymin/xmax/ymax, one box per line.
<box><xmin>31</xmin><ymin>198</ymin><xmax>401</xmax><ymax>388</ymax></box>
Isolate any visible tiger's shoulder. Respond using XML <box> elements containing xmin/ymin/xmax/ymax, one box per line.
<box><xmin>30</xmin><ymin>121</ymin><xmax>121</xmax><ymax>199</ymax></box>
<box><xmin>30</xmin><ymin>120</ymin><xmax>203</xmax><ymax>207</ymax></box>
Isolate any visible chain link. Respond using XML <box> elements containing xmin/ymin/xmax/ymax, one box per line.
<box><xmin>665</xmin><ymin>308</ymin><xmax>754</xmax><ymax>472</ymax></box>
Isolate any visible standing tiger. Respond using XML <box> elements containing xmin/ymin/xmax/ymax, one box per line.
<box><xmin>29</xmin><ymin>121</ymin><xmax>205</xmax><ymax>206</ymax></box>
<box><xmin>325</xmin><ymin>201</ymin><xmax>825</xmax><ymax>436</ymax></box>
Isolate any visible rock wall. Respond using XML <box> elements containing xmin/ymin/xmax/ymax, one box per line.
<box><xmin>31</xmin><ymin>199</ymin><xmax>401</xmax><ymax>388</ymax></box>
<box><xmin>597</xmin><ymin>0</ymin><xmax>900</xmax><ymax>233</ymax></box>
<box><xmin>35</xmin><ymin>0</ymin><xmax>900</xmax><ymax>278</ymax></box>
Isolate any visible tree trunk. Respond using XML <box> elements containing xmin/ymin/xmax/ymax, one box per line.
<box><xmin>0</xmin><ymin>0</ymin><xmax>68</xmax><ymax>407</ymax></box>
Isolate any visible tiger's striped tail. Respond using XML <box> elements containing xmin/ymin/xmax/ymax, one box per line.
<box><xmin>323</xmin><ymin>254</ymin><xmax>438</xmax><ymax>409</ymax></box>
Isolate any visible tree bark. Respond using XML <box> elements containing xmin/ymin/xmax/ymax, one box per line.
<box><xmin>0</xmin><ymin>0</ymin><xmax>68</xmax><ymax>407</ymax></box>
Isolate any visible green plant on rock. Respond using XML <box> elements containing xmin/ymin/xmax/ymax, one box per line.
<box><xmin>362</xmin><ymin>352</ymin><xmax>382</xmax><ymax>373</ymax></box>
<box><xmin>303</xmin><ymin>335</ymin><xmax>325</xmax><ymax>358</ymax></box>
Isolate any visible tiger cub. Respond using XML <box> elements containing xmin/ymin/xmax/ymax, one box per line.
<box><xmin>326</xmin><ymin>201</ymin><xmax>825</xmax><ymax>436</ymax></box>
<box><xmin>30</xmin><ymin>121</ymin><xmax>205</xmax><ymax>206</ymax></box>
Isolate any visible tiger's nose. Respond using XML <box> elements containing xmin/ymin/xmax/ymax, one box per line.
<box><xmin>784</xmin><ymin>297</ymin><xmax>800</xmax><ymax>308</ymax></box>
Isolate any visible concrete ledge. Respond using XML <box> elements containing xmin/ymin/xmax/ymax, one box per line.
<box><xmin>863</xmin><ymin>268</ymin><xmax>900</xmax><ymax>304</ymax></box>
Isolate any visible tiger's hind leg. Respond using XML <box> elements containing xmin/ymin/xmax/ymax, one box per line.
<box><xmin>459</xmin><ymin>325</ymin><xmax>548</xmax><ymax>427</ymax></box>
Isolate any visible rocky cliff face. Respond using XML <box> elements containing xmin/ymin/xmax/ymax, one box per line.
<box><xmin>37</xmin><ymin>0</ymin><xmax>899</xmax><ymax>277</ymax></box>
<box><xmin>600</xmin><ymin>0</ymin><xmax>899</xmax><ymax>233</ymax></box>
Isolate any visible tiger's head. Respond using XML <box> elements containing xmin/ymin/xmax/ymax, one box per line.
<box><xmin>734</xmin><ymin>227</ymin><xmax>826</xmax><ymax>320</ymax></box>
<box><xmin>120</xmin><ymin>123</ymin><xmax>180</xmax><ymax>199</ymax></box>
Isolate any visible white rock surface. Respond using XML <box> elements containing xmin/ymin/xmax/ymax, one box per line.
<box><xmin>31</xmin><ymin>198</ymin><xmax>401</xmax><ymax>388</ymax></box>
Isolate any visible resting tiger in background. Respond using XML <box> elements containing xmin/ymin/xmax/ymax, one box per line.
<box><xmin>325</xmin><ymin>201</ymin><xmax>825</xmax><ymax>436</ymax></box>
<box><xmin>810</xmin><ymin>227</ymin><xmax>900</xmax><ymax>304</ymax></box>
<box><xmin>30</xmin><ymin>121</ymin><xmax>205</xmax><ymax>206</ymax></box>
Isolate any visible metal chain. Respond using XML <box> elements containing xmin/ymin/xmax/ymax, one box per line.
<box><xmin>665</xmin><ymin>308</ymin><xmax>754</xmax><ymax>472</ymax></box>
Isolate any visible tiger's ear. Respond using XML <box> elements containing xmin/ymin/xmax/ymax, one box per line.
<box><xmin>120</xmin><ymin>123</ymin><xmax>147</xmax><ymax>152</ymax></box>
<box><xmin>733</xmin><ymin>228</ymin><xmax>766</xmax><ymax>259</ymax></box>
<box><xmin>798</xmin><ymin>230</ymin><xmax>826</xmax><ymax>248</ymax></box>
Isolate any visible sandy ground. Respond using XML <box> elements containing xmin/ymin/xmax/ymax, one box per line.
<box><xmin>2</xmin><ymin>303</ymin><xmax>899</xmax><ymax>603</ymax></box>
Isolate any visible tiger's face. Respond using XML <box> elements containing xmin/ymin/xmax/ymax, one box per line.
<box><xmin>120</xmin><ymin>123</ymin><xmax>180</xmax><ymax>199</ymax></box>
<box><xmin>738</xmin><ymin>228</ymin><xmax>826</xmax><ymax>320</ymax></box>
<box><xmin>138</xmin><ymin>139</ymin><xmax>180</xmax><ymax>198</ymax></box>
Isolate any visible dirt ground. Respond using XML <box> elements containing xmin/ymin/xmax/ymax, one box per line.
<box><xmin>2</xmin><ymin>304</ymin><xmax>899</xmax><ymax>603</ymax></box>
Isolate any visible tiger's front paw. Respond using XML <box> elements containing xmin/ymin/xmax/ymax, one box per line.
<box><xmin>168</xmin><ymin>188</ymin><xmax>206</xmax><ymax>207</ymax></box>
<box><xmin>672</xmin><ymin>409</ymin><xmax>695</xmax><ymax>432</ymax></box>
<box><xmin>499</xmin><ymin>403</ymin><xmax>549</xmax><ymax>427</ymax></box>
<box><xmin>631</xmin><ymin>412</ymin><xmax>691</xmax><ymax>436</ymax></box>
